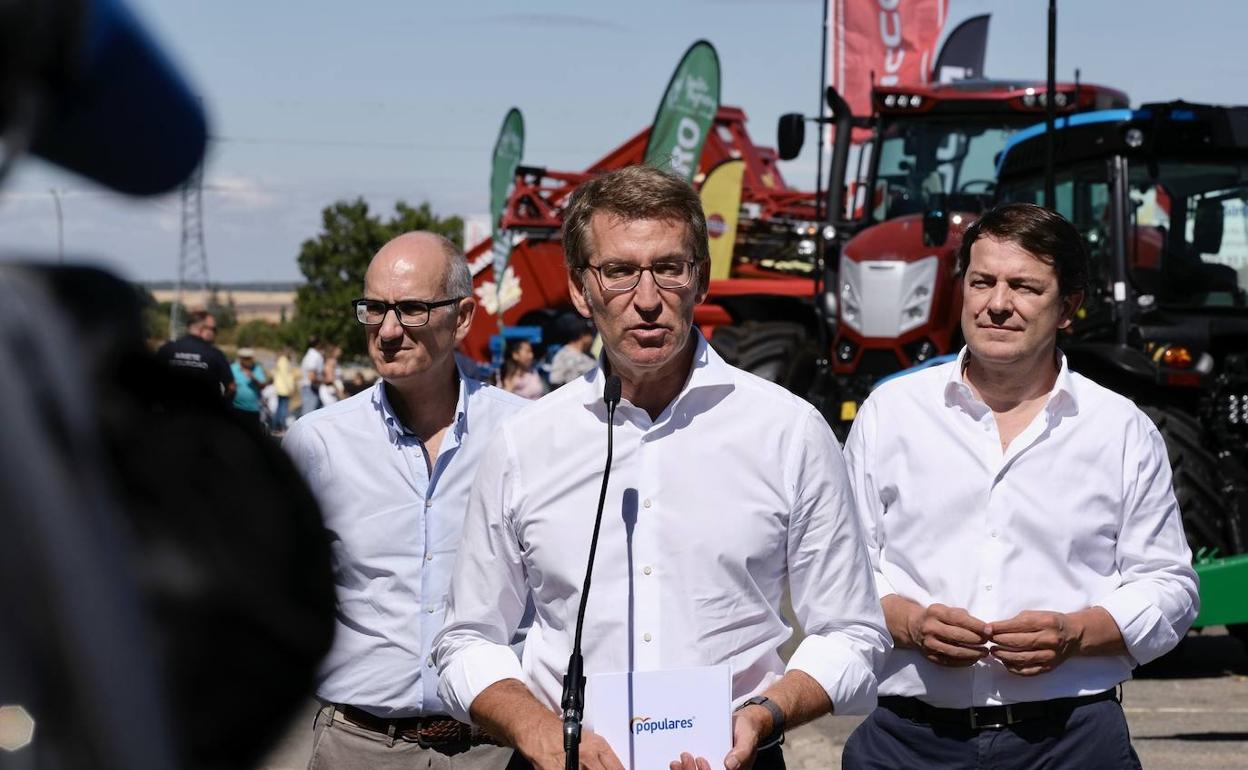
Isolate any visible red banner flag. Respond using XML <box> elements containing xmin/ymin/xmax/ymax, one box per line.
<box><xmin>828</xmin><ymin>0</ymin><xmax>948</xmax><ymax>124</ymax></box>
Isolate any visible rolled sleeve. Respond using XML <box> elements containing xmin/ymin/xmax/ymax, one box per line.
<box><xmin>433</xmin><ymin>427</ymin><xmax>532</xmax><ymax>722</ymax></box>
<box><xmin>436</xmin><ymin>642</ymin><xmax>525</xmax><ymax>723</ymax></box>
<box><xmin>1098</xmin><ymin>416</ymin><xmax>1200</xmax><ymax>665</ymax></box>
<box><xmin>784</xmin><ymin>409</ymin><xmax>890</xmax><ymax>714</ymax></box>
<box><xmin>786</xmin><ymin>633</ymin><xmax>879</xmax><ymax>716</ymax></box>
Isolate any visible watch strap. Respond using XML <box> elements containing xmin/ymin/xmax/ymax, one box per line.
<box><xmin>735</xmin><ymin>695</ymin><xmax>785</xmax><ymax>749</ymax></box>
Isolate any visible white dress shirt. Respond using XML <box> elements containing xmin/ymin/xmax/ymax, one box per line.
<box><xmin>434</xmin><ymin>333</ymin><xmax>890</xmax><ymax>723</ymax></box>
<box><xmin>844</xmin><ymin>347</ymin><xmax>1199</xmax><ymax>708</ymax></box>
<box><xmin>283</xmin><ymin>373</ymin><xmax>528</xmax><ymax>717</ymax></box>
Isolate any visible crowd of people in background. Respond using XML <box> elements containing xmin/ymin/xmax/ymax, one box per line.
<box><xmin>153</xmin><ymin>317</ymin><xmax>598</xmax><ymax>433</ymax></box>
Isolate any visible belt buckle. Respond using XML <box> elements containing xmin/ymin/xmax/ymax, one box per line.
<box><xmin>969</xmin><ymin>704</ymin><xmax>1015</xmax><ymax>730</ymax></box>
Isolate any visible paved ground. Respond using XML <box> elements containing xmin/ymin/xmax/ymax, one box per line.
<box><xmin>260</xmin><ymin>631</ymin><xmax>1248</xmax><ymax>769</ymax></box>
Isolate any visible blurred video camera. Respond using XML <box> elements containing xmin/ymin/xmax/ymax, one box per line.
<box><xmin>0</xmin><ymin>2</ymin><xmax>335</xmax><ymax>769</ymax></box>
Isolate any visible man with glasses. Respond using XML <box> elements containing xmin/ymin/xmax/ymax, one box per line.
<box><xmin>434</xmin><ymin>166</ymin><xmax>888</xmax><ymax>770</ymax></box>
<box><xmin>283</xmin><ymin>232</ymin><xmax>528</xmax><ymax>770</ymax></box>
<box><xmin>156</xmin><ymin>309</ymin><xmax>234</xmax><ymax>401</ymax></box>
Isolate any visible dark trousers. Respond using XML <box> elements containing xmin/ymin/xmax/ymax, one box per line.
<box><xmin>504</xmin><ymin>744</ymin><xmax>785</xmax><ymax>770</ymax></box>
<box><xmin>842</xmin><ymin>698</ymin><xmax>1141</xmax><ymax>770</ymax></box>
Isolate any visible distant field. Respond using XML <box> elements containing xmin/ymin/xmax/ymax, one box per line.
<box><xmin>152</xmin><ymin>288</ymin><xmax>296</xmax><ymax>323</ymax></box>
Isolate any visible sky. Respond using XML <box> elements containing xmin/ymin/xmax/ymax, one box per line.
<box><xmin>2</xmin><ymin>0</ymin><xmax>1247</xmax><ymax>283</ymax></box>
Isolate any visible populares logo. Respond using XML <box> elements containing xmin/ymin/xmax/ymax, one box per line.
<box><xmin>629</xmin><ymin>716</ymin><xmax>696</xmax><ymax>735</ymax></box>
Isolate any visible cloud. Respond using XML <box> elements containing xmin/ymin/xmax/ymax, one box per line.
<box><xmin>203</xmin><ymin>174</ymin><xmax>278</xmax><ymax>208</ymax></box>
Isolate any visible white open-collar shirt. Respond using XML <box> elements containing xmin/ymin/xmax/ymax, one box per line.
<box><xmin>434</xmin><ymin>333</ymin><xmax>890</xmax><ymax>722</ymax></box>
<box><xmin>844</xmin><ymin>347</ymin><xmax>1199</xmax><ymax>708</ymax></box>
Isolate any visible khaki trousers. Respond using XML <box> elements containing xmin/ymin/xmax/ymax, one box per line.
<box><xmin>308</xmin><ymin>704</ymin><xmax>515</xmax><ymax>770</ymax></box>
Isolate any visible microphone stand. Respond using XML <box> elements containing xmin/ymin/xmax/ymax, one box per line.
<box><xmin>562</xmin><ymin>375</ymin><xmax>621</xmax><ymax>770</ymax></box>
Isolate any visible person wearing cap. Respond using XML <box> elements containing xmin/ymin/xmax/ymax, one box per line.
<box><xmin>840</xmin><ymin>203</ymin><xmax>1198</xmax><ymax>769</ymax></box>
<box><xmin>230</xmin><ymin>347</ymin><xmax>267</xmax><ymax>419</ymax></box>
<box><xmin>283</xmin><ymin>232</ymin><xmax>528</xmax><ymax>770</ymax></box>
<box><xmin>433</xmin><ymin>166</ymin><xmax>888</xmax><ymax>770</ymax></box>
<box><xmin>547</xmin><ymin>316</ymin><xmax>597</xmax><ymax>387</ymax></box>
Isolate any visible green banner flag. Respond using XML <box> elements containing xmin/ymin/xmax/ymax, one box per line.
<box><xmin>489</xmin><ymin>108</ymin><xmax>525</xmax><ymax>281</ymax></box>
<box><xmin>643</xmin><ymin>40</ymin><xmax>721</xmax><ymax>182</ymax></box>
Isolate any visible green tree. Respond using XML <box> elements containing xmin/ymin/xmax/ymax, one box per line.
<box><xmin>293</xmin><ymin>199</ymin><xmax>463</xmax><ymax>358</ymax></box>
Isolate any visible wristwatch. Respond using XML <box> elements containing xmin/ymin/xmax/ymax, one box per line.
<box><xmin>735</xmin><ymin>695</ymin><xmax>785</xmax><ymax>749</ymax></box>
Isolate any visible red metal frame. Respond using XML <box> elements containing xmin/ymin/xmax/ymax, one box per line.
<box><xmin>461</xmin><ymin>106</ymin><xmax>823</xmax><ymax>361</ymax></box>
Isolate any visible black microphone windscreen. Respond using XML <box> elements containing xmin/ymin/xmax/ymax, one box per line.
<box><xmin>603</xmin><ymin>376</ymin><xmax>622</xmax><ymax>407</ymax></box>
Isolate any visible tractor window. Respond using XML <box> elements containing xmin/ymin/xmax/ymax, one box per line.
<box><xmin>998</xmin><ymin>164</ymin><xmax>1114</xmax><ymax>273</ymax></box>
<box><xmin>1129</xmin><ymin>161</ymin><xmax>1248</xmax><ymax>308</ymax></box>
<box><xmin>872</xmin><ymin>119</ymin><xmax>1016</xmax><ymax>222</ymax></box>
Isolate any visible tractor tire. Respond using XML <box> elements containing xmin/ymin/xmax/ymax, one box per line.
<box><xmin>710</xmin><ymin>321</ymin><xmax>818</xmax><ymax>398</ymax></box>
<box><xmin>1140</xmin><ymin>405</ymin><xmax>1240</xmax><ymax>559</ymax></box>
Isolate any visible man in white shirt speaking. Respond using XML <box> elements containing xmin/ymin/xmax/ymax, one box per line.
<box><xmin>841</xmin><ymin>202</ymin><xmax>1200</xmax><ymax>769</ymax></box>
<box><xmin>434</xmin><ymin>165</ymin><xmax>889</xmax><ymax>770</ymax></box>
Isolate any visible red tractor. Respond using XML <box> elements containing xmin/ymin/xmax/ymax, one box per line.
<box><xmin>777</xmin><ymin>79</ymin><xmax>1128</xmax><ymax>433</ymax></box>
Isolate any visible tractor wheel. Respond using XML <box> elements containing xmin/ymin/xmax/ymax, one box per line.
<box><xmin>710</xmin><ymin>321</ymin><xmax>818</xmax><ymax>397</ymax></box>
<box><xmin>1140</xmin><ymin>405</ymin><xmax>1238</xmax><ymax>558</ymax></box>
<box><xmin>1140</xmin><ymin>406</ymin><xmax>1248</xmax><ymax>652</ymax></box>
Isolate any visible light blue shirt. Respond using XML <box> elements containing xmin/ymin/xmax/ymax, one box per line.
<box><xmin>283</xmin><ymin>371</ymin><xmax>528</xmax><ymax>717</ymax></box>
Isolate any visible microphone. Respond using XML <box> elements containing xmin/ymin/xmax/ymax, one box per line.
<box><xmin>562</xmin><ymin>374</ymin><xmax>622</xmax><ymax>770</ymax></box>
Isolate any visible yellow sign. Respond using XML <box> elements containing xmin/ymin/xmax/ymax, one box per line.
<box><xmin>699</xmin><ymin>159</ymin><xmax>745</xmax><ymax>280</ymax></box>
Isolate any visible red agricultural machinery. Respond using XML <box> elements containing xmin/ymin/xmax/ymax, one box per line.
<box><xmin>460</xmin><ymin>104</ymin><xmax>823</xmax><ymax>365</ymax></box>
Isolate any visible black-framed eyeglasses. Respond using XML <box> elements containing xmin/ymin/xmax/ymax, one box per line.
<box><xmin>582</xmin><ymin>260</ymin><xmax>697</xmax><ymax>292</ymax></box>
<box><xmin>352</xmin><ymin>297</ymin><xmax>464</xmax><ymax>328</ymax></box>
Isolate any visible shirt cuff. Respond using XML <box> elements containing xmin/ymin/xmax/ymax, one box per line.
<box><xmin>873</xmin><ymin>568</ymin><xmax>897</xmax><ymax>601</ymax></box>
<box><xmin>436</xmin><ymin>643</ymin><xmax>525</xmax><ymax>723</ymax></box>
<box><xmin>1096</xmin><ymin>586</ymin><xmax>1177</xmax><ymax>666</ymax></box>
<box><xmin>785</xmin><ymin>634</ymin><xmax>879</xmax><ymax>716</ymax></box>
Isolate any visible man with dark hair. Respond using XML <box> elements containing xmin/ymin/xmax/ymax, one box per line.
<box><xmin>156</xmin><ymin>309</ymin><xmax>234</xmax><ymax>400</ymax></box>
<box><xmin>283</xmin><ymin>232</ymin><xmax>527</xmax><ymax>770</ymax></box>
<box><xmin>842</xmin><ymin>202</ymin><xmax>1198</xmax><ymax>769</ymax></box>
<box><xmin>435</xmin><ymin>165</ymin><xmax>888</xmax><ymax>770</ymax></box>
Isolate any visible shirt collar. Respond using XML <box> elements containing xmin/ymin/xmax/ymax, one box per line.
<box><xmin>943</xmin><ymin>345</ymin><xmax>1079</xmax><ymax>416</ymax></box>
<box><xmin>374</xmin><ymin>365</ymin><xmax>471</xmax><ymax>440</ymax></box>
<box><xmin>580</xmin><ymin>330</ymin><xmax>733</xmax><ymax>408</ymax></box>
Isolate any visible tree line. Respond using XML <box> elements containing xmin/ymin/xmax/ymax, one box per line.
<box><xmin>142</xmin><ymin>198</ymin><xmax>464</xmax><ymax>359</ymax></box>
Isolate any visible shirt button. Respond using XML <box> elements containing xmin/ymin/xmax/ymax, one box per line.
<box><xmin>425</xmin><ymin>553</ymin><xmax>434</xmax><ymax>561</ymax></box>
<box><xmin>985</xmin><ymin>584</ymin><xmax>993</xmax><ymax>591</ymax></box>
<box><xmin>427</xmin><ymin>656</ymin><xmax>434</xmax><ymax>668</ymax></box>
<box><xmin>427</xmin><ymin>607</ymin><xmax>436</xmax><ymax>613</ymax></box>
<box><xmin>643</xmin><ymin>565</ymin><xmax>653</xmax><ymax>575</ymax></box>
<box><xmin>643</xmin><ymin>633</ymin><xmax>653</xmax><ymax>642</ymax></box>
<box><xmin>425</xmin><ymin>500</ymin><xmax>433</xmax><ymax>508</ymax></box>
<box><xmin>990</xmin><ymin>530</ymin><xmax>999</xmax><ymax>538</ymax></box>
<box><xmin>643</xmin><ymin>499</ymin><xmax>652</xmax><ymax>509</ymax></box>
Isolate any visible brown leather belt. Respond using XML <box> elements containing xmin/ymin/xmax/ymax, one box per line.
<box><xmin>333</xmin><ymin>705</ymin><xmax>500</xmax><ymax>747</ymax></box>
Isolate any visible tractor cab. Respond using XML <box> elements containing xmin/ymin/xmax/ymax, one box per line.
<box><xmin>997</xmin><ymin>102</ymin><xmax>1248</xmax><ymax>561</ymax></box>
